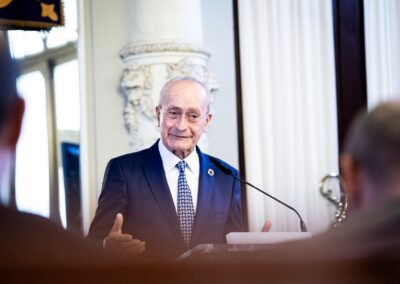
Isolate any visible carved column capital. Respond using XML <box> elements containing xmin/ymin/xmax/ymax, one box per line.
<box><xmin>120</xmin><ymin>42</ymin><xmax>211</xmax><ymax>59</ymax></box>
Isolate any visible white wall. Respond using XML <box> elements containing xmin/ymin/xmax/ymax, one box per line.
<box><xmin>202</xmin><ymin>0</ymin><xmax>239</xmax><ymax>169</ymax></box>
<box><xmin>79</xmin><ymin>0</ymin><xmax>130</xmax><ymax>233</ymax></box>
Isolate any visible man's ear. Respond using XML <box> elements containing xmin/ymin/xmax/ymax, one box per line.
<box><xmin>340</xmin><ymin>154</ymin><xmax>361</xmax><ymax>211</ymax></box>
<box><xmin>156</xmin><ymin>106</ymin><xmax>161</xmax><ymax>127</ymax></box>
<box><xmin>3</xmin><ymin>97</ymin><xmax>25</xmax><ymax>147</ymax></box>
<box><xmin>203</xmin><ymin>113</ymin><xmax>213</xmax><ymax>132</ymax></box>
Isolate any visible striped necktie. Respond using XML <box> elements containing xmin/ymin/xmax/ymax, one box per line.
<box><xmin>176</xmin><ymin>160</ymin><xmax>195</xmax><ymax>246</ymax></box>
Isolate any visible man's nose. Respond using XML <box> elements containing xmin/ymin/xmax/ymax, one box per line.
<box><xmin>175</xmin><ymin>114</ymin><xmax>188</xmax><ymax>130</ymax></box>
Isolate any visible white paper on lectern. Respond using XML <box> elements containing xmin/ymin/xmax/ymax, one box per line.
<box><xmin>226</xmin><ymin>232</ymin><xmax>312</xmax><ymax>245</ymax></box>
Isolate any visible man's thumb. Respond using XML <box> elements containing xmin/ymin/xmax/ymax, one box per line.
<box><xmin>261</xmin><ymin>220</ymin><xmax>272</xmax><ymax>232</ymax></box>
<box><xmin>110</xmin><ymin>213</ymin><xmax>123</xmax><ymax>234</ymax></box>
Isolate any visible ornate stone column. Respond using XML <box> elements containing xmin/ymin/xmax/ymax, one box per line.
<box><xmin>120</xmin><ymin>0</ymin><xmax>218</xmax><ymax>151</ymax></box>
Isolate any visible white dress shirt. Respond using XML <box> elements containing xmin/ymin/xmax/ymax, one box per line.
<box><xmin>158</xmin><ymin>140</ymin><xmax>199</xmax><ymax>213</ymax></box>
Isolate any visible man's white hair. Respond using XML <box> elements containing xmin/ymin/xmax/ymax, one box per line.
<box><xmin>158</xmin><ymin>76</ymin><xmax>211</xmax><ymax>113</ymax></box>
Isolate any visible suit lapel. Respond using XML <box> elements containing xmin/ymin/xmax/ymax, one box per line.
<box><xmin>142</xmin><ymin>141</ymin><xmax>184</xmax><ymax>244</ymax></box>
<box><xmin>190</xmin><ymin>147</ymin><xmax>215</xmax><ymax>245</ymax></box>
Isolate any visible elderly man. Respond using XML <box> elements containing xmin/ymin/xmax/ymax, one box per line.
<box><xmin>87</xmin><ymin>77</ymin><xmax>244</xmax><ymax>259</ymax></box>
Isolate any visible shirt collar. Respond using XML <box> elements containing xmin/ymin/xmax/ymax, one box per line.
<box><xmin>158</xmin><ymin>140</ymin><xmax>199</xmax><ymax>174</ymax></box>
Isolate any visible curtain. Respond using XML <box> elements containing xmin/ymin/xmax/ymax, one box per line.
<box><xmin>364</xmin><ymin>0</ymin><xmax>400</xmax><ymax>108</ymax></box>
<box><xmin>238</xmin><ymin>0</ymin><xmax>338</xmax><ymax>233</ymax></box>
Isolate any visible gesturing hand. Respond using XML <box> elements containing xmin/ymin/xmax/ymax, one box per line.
<box><xmin>104</xmin><ymin>213</ymin><xmax>146</xmax><ymax>257</ymax></box>
<box><xmin>261</xmin><ymin>220</ymin><xmax>272</xmax><ymax>232</ymax></box>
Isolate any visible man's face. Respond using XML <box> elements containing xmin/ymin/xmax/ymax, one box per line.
<box><xmin>156</xmin><ymin>80</ymin><xmax>212</xmax><ymax>159</ymax></box>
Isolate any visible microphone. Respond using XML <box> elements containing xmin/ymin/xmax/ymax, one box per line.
<box><xmin>209</xmin><ymin>157</ymin><xmax>308</xmax><ymax>232</ymax></box>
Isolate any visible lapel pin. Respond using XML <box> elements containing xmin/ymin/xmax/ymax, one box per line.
<box><xmin>208</xmin><ymin>169</ymin><xmax>214</xmax><ymax>176</ymax></box>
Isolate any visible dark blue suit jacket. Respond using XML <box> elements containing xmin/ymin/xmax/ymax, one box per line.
<box><xmin>87</xmin><ymin>141</ymin><xmax>244</xmax><ymax>259</ymax></box>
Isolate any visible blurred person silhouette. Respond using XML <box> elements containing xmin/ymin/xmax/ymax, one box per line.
<box><xmin>0</xmin><ymin>31</ymin><xmax>103</xmax><ymax>270</ymax></box>
<box><xmin>301</xmin><ymin>100</ymin><xmax>400</xmax><ymax>261</ymax></box>
<box><xmin>332</xmin><ymin>100</ymin><xmax>400</xmax><ymax>259</ymax></box>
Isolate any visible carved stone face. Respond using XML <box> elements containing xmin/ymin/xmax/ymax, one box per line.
<box><xmin>156</xmin><ymin>80</ymin><xmax>212</xmax><ymax>159</ymax></box>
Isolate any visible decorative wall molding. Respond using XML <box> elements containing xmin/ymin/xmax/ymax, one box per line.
<box><xmin>120</xmin><ymin>63</ymin><xmax>156</xmax><ymax>148</ymax></box>
<box><xmin>120</xmin><ymin>42</ymin><xmax>211</xmax><ymax>59</ymax></box>
<box><xmin>166</xmin><ymin>57</ymin><xmax>219</xmax><ymax>101</ymax></box>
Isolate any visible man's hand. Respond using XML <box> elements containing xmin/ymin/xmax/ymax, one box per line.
<box><xmin>104</xmin><ymin>213</ymin><xmax>145</xmax><ymax>257</ymax></box>
<box><xmin>261</xmin><ymin>220</ymin><xmax>272</xmax><ymax>232</ymax></box>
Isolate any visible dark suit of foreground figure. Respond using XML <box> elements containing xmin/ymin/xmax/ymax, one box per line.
<box><xmin>87</xmin><ymin>77</ymin><xmax>244</xmax><ymax>259</ymax></box>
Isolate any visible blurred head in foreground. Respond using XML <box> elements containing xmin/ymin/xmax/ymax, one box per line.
<box><xmin>341</xmin><ymin>100</ymin><xmax>400</xmax><ymax>214</ymax></box>
<box><xmin>0</xmin><ymin>31</ymin><xmax>24</xmax><ymax>183</ymax></box>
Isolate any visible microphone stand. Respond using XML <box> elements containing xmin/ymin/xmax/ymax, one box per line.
<box><xmin>235</xmin><ymin>176</ymin><xmax>308</xmax><ymax>232</ymax></box>
<box><xmin>209</xmin><ymin>157</ymin><xmax>308</xmax><ymax>232</ymax></box>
